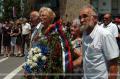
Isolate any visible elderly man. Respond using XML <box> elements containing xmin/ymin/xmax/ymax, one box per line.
<box><xmin>101</xmin><ymin>13</ymin><xmax>119</xmax><ymax>79</ymax></box>
<box><xmin>79</xmin><ymin>5</ymin><xmax>119</xmax><ymax>79</ymax></box>
<box><xmin>102</xmin><ymin>13</ymin><xmax>118</xmax><ymax>38</ymax></box>
<box><xmin>30</xmin><ymin>11</ymin><xmax>40</xmax><ymax>33</ymax></box>
<box><xmin>30</xmin><ymin>11</ymin><xmax>44</xmax><ymax>47</ymax></box>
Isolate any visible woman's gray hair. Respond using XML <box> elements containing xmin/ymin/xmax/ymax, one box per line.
<box><xmin>72</xmin><ymin>18</ymin><xmax>81</xmax><ymax>27</ymax></box>
<box><xmin>39</xmin><ymin>7</ymin><xmax>56</xmax><ymax>20</ymax></box>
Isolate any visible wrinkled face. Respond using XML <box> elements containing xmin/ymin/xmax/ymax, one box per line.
<box><xmin>30</xmin><ymin>13</ymin><xmax>39</xmax><ymax>26</ymax></box>
<box><xmin>79</xmin><ymin>8</ymin><xmax>95</xmax><ymax>32</ymax></box>
<box><xmin>30</xmin><ymin>14</ymin><xmax>39</xmax><ymax>22</ymax></box>
<box><xmin>70</xmin><ymin>23</ymin><xmax>80</xmax><ymax>36</ymax></box>
<box><xmin>39</xmin><ymin>10</ymin><xmax>51</xmax><ymax>25</ymax></box>
<box><xmin>103</xmin><ymin>14</ymin><xmax>111</xmax><ymax>26</ymax></box>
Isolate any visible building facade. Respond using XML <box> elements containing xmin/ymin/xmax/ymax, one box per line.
<box><xmin>1</xmin><ymin>0</ymin><xmax>120</xmax><ymax>20</ymax></box>
<box><xmin>91</xmin><ymin>0</ymin><xmax>120</xmax><ymax>18</ymax></box>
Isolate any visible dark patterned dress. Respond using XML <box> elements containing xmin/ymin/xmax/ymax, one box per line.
<box><xmin>2</xmin><ymin>25</ymin><xmax>11</xmax><ymax>46</ymax></box>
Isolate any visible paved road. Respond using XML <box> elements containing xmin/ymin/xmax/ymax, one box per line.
<box><xmin>0</xmin><ymin>50</ymin><xmax>120</xmax><ymax>79</ymax></box>
<box><xmin>0</xmin><ymin>56</ymin><xmax>24</xmax><ymax>79</ymax></box>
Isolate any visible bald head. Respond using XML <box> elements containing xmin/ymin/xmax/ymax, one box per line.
<box><xmin>103</xmin><ymin>13</ymin><xmax>112</xmax><ymax>26</ymax></box>
<box><xmin>104</xmin><ymin>13</ymin><xmax>112</xmax><ymax>19</ymax></box>
<box><xmin>30</xmin><ymin>11</ymin><xmax>40</xmax><ymax>26</ymax></box>
<box><xmin>30</xmin><ymin>11</ymin><xmax>39</xmax><ymax>19</ymax></box>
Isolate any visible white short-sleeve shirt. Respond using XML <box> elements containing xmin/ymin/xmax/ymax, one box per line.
<box><xmin>22</xmin><ymin>23</ymin><xmax>31</xmax><ymax>35</ymax></box>
<box><xmin>82</xmin><ymin>24</ymin><xmax>119</xmax><ymax>79</ymax></box>
<box><xmin>101</xmin><ymin>22</ymin><xmax>118</xmax><ymax>37</ymax></box>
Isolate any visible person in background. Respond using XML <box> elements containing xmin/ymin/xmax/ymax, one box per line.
<box><xmin>21</xmin><ymin>18</ymin><xmax>31</xmax><ymax>56</ymax></box>
<box><xmin>10</xmin><ymin>21</ymin><xmax>16</xmax><ymax>56</ymax></box>
<box><xmin>15</xmin><ymin>20</ymin><xmax>22</xmax><ymax>57</ymax></box>
<box><xmin>101</xmin><ymin>13</ymin><xmax>119</xmax><ymax>38</ymax></box>
<box><xmin>23</xmin><ymin>11</ymin><xmax>40</xmax><ymax>78</ymax></box>
<box><xmin>70</xmin><ymin>18</ymin><xmax>83</xmax><ymax>79</ymax></box>
<box><xmin>2</xmin><ymin>21</ymin><xmax>11</xmax><ymax>57</ymax></box>
<box><xmin>29</xmin><ymin>11</ymin><xmax>42</xmax><ymax>48</ymax></box>
<box><xmin>10</xmin><ymin>19</ymin><xmax>21</xmax><ymax>56</ymax></box>
<box><xmin>79</xmin><ymin>5</ymin><xmax>119</xmax><ymax>79</ymax></box>
<box><xmin>101</xmin><ymin>13</ymin><xmax>119</xmax><ymax>79</ymax></box>
<box><xmin>30</xmin><ymin>11</ymin><xmax>40</xmax><ymax>33</ymax></box>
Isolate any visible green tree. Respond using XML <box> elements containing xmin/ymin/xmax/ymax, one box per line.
<box><xmin>3</xmin><ymin>0</ymin><xmax>21</xmax><ymax>19</ymax></box>
<box><xmin>3</xmin><ymin>0</ymin><xmax>31</xmax><ymax>19</ymax></box>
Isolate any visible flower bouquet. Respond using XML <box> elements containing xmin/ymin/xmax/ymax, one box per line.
<box><xmin>23</xmin><ymin>47</ymin><xmax>47</xmax><ymax>74</ymax></box>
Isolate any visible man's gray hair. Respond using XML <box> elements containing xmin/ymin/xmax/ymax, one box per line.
<box><xmin>80</xmin><ymin>5</ymin><xmax>98</xmax><ymax>16</ymax></box>
<box><xmin>30</xmin><ymin>11</ymin><xmax>39</xmax><ymax>17</ymax></box>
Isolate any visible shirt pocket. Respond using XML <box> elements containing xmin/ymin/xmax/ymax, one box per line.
<box><xmin>87</xmin><ymin>44</ymin><xmax>103</xmax><ymax>61</ymax></box>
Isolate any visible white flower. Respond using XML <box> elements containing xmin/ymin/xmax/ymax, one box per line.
<box><xmin>37</xmin><ymin>48</ymin><xmax>41</xmax><ymax>53</ymax></box>
<box><xmin>41</xmin><ymin>56</ymin><xmax>47</xmax><ymax>61</ymax></box>
<box><xmin>32</xmin><ymin>56</ymin><xmax>38</xmax><ymax>62</ymax></box>
<box><xmin>29</xmin><ymin>51</ymin><xmax>33</xmax><ymax>56</ymax></box>
<box><xmin>39</xmin><ymin>53</ymin><xmax>42</xmax><ymax>57</ymax></box>
<box><xmin>27</xmin><ymin>55</ymin><xmax>32</xmax><ymax>60</ymax></box>
<box><xmin>30</xmin><ymin>48</ymin><xmax>34</xmax><ymax>52</ymax></box>
<box><xmin>34</xmin><ymin>47</ymin><xmax>38</xmax><ymax>51</ymax></box>
<box><xmin>27</xmin><ymin>59</ymin><xmax>33</xmax><ymax>65</ymax></box>
<box><xmin>33</xmin><ymin>47</ymin><xmax>41</xmax><ymax>54</ymax></box>
<box><xmin>30</xmin><ymin>63</ymin><xmax>38</xmax><ymax>69</ymax></box>
<box><xmin>27</xmin><ymin>59</ymin><xmax>32</xmax><ymax>62</ymax></box>
<box><xmin>34</xmin><ymin>54</ymin><xmax>40</xmax><ymax>58</ymax></box>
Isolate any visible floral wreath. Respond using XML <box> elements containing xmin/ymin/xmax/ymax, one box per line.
<box><xmin>23</xmin><ymin>20</ymin><xmax>73</xmax><ymax>74</ymax></box>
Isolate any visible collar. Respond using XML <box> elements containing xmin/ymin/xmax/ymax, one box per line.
<box><xmin>36</xmin><ymin>22</ymin><xmax>42</xmax><ymax>29</ymax></box>
<box><xmin>89</xmin><ymin>23</ymin><xmax>99</xmax><ymax>39</ymax></box>
<box><xmin>104</xmin><ymin>22</ymin><xmax>112</xmax><ymax>27</ymax></box>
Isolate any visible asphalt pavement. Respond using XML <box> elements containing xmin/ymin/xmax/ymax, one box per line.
<box><xmin>0</xmin><ymin>56</ymin><xmax>24</xmax><ymax>79</ymax></box>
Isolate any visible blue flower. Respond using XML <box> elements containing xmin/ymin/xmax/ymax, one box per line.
<box><xmin>23</xmin><ymin>64</ymin><xmax>32</xmax><ymax>73</ymax></box>
<box><xmin>36</xmin><ymin>44</ymin><xmax>49</xmax><ymax>55</ymax></box>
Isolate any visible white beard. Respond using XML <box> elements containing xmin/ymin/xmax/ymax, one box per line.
<box><xmin>80</xmin><ymin>24</ymin><xmax>95</xmax><ymax>32</ymax></box>
<box><xmin>80</xmin><ymin>25</ymin><xmax>89</xmax><ymax>32</ymax></box>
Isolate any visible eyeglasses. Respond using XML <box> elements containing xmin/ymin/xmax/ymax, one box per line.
<box><xmin>79</xmin><ymin>14</ymin><xmax>89</xmax><ymax>19</ymax></box>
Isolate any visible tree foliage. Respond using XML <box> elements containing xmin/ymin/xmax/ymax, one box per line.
<box><xmin>3</xmin><ymin>0</ymin><xmax>30</xmax><ymax>19</ymax></box>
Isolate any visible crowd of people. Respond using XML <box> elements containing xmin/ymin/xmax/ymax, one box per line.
<box><xmin>0</xmin><ymin>5</ymin><xmax>120</xmax><ymax>79</ymax></box>
<box><xmin>0</xmin><ymin>18</ymin><xmax>31</xmax><ymax>57</ymax></box>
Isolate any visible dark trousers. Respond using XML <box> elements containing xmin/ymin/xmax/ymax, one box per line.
<box><xmin>22</xmin><ymin>34</ymin><xmax>30</xmax><ymax>54</ymax></box>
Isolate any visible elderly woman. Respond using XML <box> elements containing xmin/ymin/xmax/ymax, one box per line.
<box><xmin>24</xmin><ymin>7</ymin><xmax>64</xmax><ymax>79</ymax></box>
<box><xmin>38</xmin><ymin>7</ymin><xmax>63</xmax><ymax>73</ymax></box>
<box><xmin>39</xmin><ymin>7</ymin><xmax>56</xmax><ymax>32</ymax></box>
<box><xmin>70</xmin><ymin>18</ymin><xmax>83</xmax><ymax>79</ymax></box>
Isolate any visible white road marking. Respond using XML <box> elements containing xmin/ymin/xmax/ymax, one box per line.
<box><xmin>3</xmin><ymin>63</ymin><xmax>25</xmax><ymax>79</ymax></box>
<box><xmin>0</xmin><ymin>57</ymin><xmax>8</xmax><ymax>63</ymax></box>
